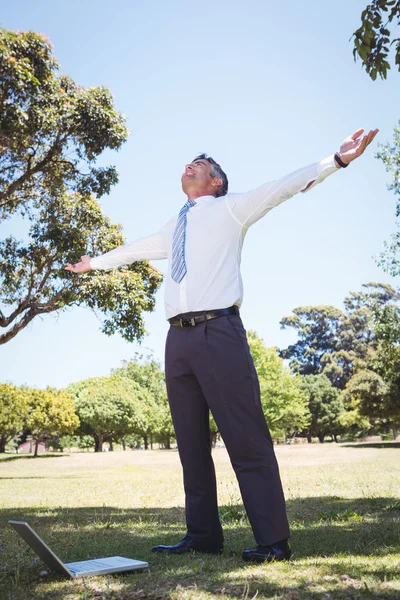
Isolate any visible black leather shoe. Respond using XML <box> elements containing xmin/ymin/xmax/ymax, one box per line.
<box><xmin>242</xmin><ymin>539</ymin><xmax>291</xmax><ymax>563</ymax></box>
<box><xmin>152</xmin><ymin>535</ymin><xmax>223</xmax><ymax>555</ymax></box>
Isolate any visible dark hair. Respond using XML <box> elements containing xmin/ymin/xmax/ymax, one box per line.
<box><xmin>193</xmin><ymin>153</ymin><xmax>228</xmax><ymax>198</ymax></box>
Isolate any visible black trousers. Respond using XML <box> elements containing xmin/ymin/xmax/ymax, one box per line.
<box><xmin>165</xmin><ymin>311</ymin><xmax>290</xmax><ymax>547</ymax></box>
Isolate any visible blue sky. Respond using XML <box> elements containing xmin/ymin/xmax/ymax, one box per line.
<box><xmin>1</xmin><ymin>0</ymin><xmax>399</xmax><ymax>389</ymax></box>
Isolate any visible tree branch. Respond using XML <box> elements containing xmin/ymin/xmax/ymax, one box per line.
<box><xmin>0</xmin><ymin>132</ymin><xmax>64</xmax><ymax>208</ymax></box>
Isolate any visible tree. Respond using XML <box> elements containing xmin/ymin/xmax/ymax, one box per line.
<box><xmin>280</xmin><ymin>284</ymin><xmax>398</xmax><ymax>389</ymax></box>
<box><xmin>370</xmin><ymin>303</ymin><xmax>400</xmax><ymax>438</ymax></box>
<box><xmin>0</xmin><ymin>28</ymin><xmax>128</xmax><ymax>217</ymax></box>
<box><xmin>343</xmin><ymin>369</ymin><xmax>392</xmax><ymax>435</ymax></box>
<box><xmin>248</xmin><ymin>331</ymin><xmax>310</xmax><ymax>440</ymax></box>
<box><xmin>298</xmin><ymin>374</ymin><xmax>344</xmax><ymax>443</ymax></box>
<box><xmin>337</xmin><ymin>298</ymin><xmax>400</xmax><ymax>440</ymax></box>
<box><xmin>0</xmin><ymin>192</ymin><xmax>162</xmax><ymax>344</ymax></box>
<box><xmin>112</xmin><ymin>354</ymin><xmax>175</xmax><ymax>449</ymax></box>
<box><xmin>280</xmin><ymin>305</ymin><xmax>344</xmax><ymax>378</ymax></box>
<box><xmin>68</xmin><ymin>376</ymin><xmax>148</xmax><ymax>452</ymax></box>
<box><xmin>26</xmin><ymin>387</ymin><xmax>79</xmax><ymax>456</ymax></box>
<box><xmin>376</xmin><ymin>124</ymin><xmax>400</xmax><ymax>277</ymax></box>
<box><xmin>0</xmin><ymin>28</ymin><xmax>163</xmax><ymax>345</ymax></box>
<box><xmin>352</xmin><ymin>1</ymin><xmax>400</xmax><ymax>80</ymax></box>
<box><xmin>0</xmin><ymin>383</ymin><xmax>28</xmax><ymax>452</ymax></box>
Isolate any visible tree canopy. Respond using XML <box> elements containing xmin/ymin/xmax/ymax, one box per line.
<box><xmin>248</xmin><ymin>331</ymin><xmax>310</xmax><ymax>439</ymax></box>
<box><xmin>280</xmin><ymin>283</ymin><xmax>398</xmax><ymax>389</ymax></box>
<box><xmin>0</xmin><ymin>28</ymin><xmax>163</xmax><ymax>345</ymax></box>
<box><xmin>0</xmin><ymin>383</ymin><xmax>28</xmax><ymax>452</ymax></box>
<box><xmin>0</xmin><ymin>28</ymin><xmax>128</xmax><ymax>217</ymax></box>
<box><xmin>376</xmin><ymin>124</ymin><xmax>400</xmax><ymax>278</ymax></box>
<box><xmin>0</xmin><ymin>192</ymin><xmax>162</xmax><ymax>344</ymax></box>
<box><xmin>26</xmin><ymin>387</ymin><xmax>79</xmax><ymax>455</ymax></box>
<box><xmin>298</xmin><ymin>374</ymin><xmax>343</xmax><ymax>443</ymax></box>
<box><xmin>112</xmin><ymin>354</ymin><xmax>174</xmax><ymax>449</ymax></box>
<box><xmin>67</xmin><ymin>376</ymin><xmax>149</xmax><ymax>452</ymax></box>
<box><xmin>352</xmin><ymin>0</ymin><xmax>400</xmax><ymax>80</ymax></box>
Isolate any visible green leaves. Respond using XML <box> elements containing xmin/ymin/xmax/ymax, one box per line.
<box><xmin>299</xmin><ymin>374</ymin><xmax>343</xmax><ymax>442</ymax></box>
<box><xmin>0</xmin><ymin>27</ymin><xmax>162</xmax><ymax>346</ymax></box>
<box><xmin>67</xmin><ymin>375</ymin><xmax>151</xmax><ymax>450</ymax></box>
<box><xmin>25</xmin><ymin>387</ymin><xmax>79</xmax><ymax>449</ymax></box>
<box><xmin>248</xmin><ymin>331</ymin><xmax>310</xmax><ymax>439</ymax></box>
<box><xmin>0</xmin><ymin>191</ymin><xmax>163</xmax><ymax>344</ymax></box>
<box><xmin>112</xmin><ymin>355</ymin><xmax>174</xmax><ymax>445</ymax></box>
<box><xmin>279</xmin><ymin>284</ymin><xmax>398</xmax><ymax>389</ymax></box>
<box><xmin>0</xmin><ymin>29</ymin><xmax>129</xmax><ymax>217</ymax></box>
<box><xmin>0</xmin><ymin>383</ymin><xmax>28</xmax><ymax>451</ymax></box>
<box><xmin>352</xmin><ymin>0</ymin><xmax>400</xmax><ymax>80</ymax></box>
<box><xmin>376</xmin><ymin>123</ymin><xmax>400</xmax><ymax>277</ymax></box>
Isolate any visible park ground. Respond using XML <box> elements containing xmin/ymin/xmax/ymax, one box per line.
<box><xmin>0</xmin><ymin>443</ymin><xmax>399</xmax><ymax>600</ymax></box>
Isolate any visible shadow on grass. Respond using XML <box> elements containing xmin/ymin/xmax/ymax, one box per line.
<box><xmin>1</xmin><ymin>497</ymin><xmax>399</xmax><ymax>600</ymax></box>
<box><xmin>0</xmin><ymin>454</ymin><xmax>66</xmax><ymax>463</ymax></box>
<box><xmin>342</xmin><ymin>442</ymin><xmax>400</xmax><ymax>449</ymax></box>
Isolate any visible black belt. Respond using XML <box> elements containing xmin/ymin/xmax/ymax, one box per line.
<box><xmin>169</xmin><ymin>306</ymin><xmax>239</xmax><ymax>327</ymax></box>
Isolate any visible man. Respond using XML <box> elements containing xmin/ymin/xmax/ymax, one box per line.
<box><xmin>66</xmin><ymin>127</ymin><xmax>378</xmax><ymax>562</ymax></box>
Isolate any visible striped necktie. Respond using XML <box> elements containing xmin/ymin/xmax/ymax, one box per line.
<box><xmin>171</xmin><ymin>199</ymin><xmax>196</xmax><ymax>283</ymax></box>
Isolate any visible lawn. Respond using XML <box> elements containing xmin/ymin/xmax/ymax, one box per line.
<box><xmin>0</xmin><ymin>443</ymin><xmax>399</xmax><ymax>600</ymax></box>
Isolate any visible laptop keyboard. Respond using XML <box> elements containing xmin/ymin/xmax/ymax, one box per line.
<box><xmin>65</xmin><ymin>557</ymin><xmax>146</xmax><ymax>575</ymax></box>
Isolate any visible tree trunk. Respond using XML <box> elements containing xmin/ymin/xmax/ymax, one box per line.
<box><xmin>392</xmin><ymin>426</ymin><xmax>399</xmax><ymax>440</ymax></box>
<box><xmin>164</xmin><ymin>437</ymin><xmax>171</xmax><ymax>450</ymax></box>
<box><xmin>0</xmin><ymin>437</ymin><xmax>6</xmax><ymax>453</ymax></box>
<box><xmin>122</xmin><ymin>439</ymin><xmax>126</xmax><ymax>451</ymax></box>
<box><xmin>307</xmin><ymin>435</ymin><xmax>312</xmax><ymax>443</ymax></box>
<box><xmin>143</xmin><ymin>435</ymin><xmax>148</xmax><ymax>450</ymax></box>
<box><xmin>94</xmin><ymin>434</ymin><xmax>103</xmax><ymax>452</ymax></box>
<box><xmin>318</xmin><ymin>433</ymin><xmax>325</xmax><ymax>443</ymax></box>
<box><xmin>333</xmin><ymin>433</ymin><xmax>339</xmax><ymax>443</ymax></box>
<box><xmin>20</xmin><ymin>430</ymin><xmax>29</xmax><ymax>445</ymax></box>
<box><xmin>109</xmin><ymin>438</ymin><xmax>113</xmax><ymax>451</ymax></box>
<box><xmin>210</xmin><ymin>431</ymin><xmax>218</xmax><ymax>448</ymax></box>
<box><xmin>150</xmin><ymin>432</ymin><xmax>153</xmax><ymax>450</ymax></box>
<box><xmin>34</xmin><ymin>438</ymin><xmax>40</xmax><ymax>457</ymax></box>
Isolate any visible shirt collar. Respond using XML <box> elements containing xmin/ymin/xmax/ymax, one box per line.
<box><xmin>189</xmin><ymin>195</ymin><xmax>216</xmax><ymax>207</ymax></box>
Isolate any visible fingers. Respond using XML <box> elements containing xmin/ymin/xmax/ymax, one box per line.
<box><xmin>357</xmin><ymin>129</ymin><xmax>379</xmax><ymax>155</ymax></box>
<box><xmin>65</xmin><ymin>262</ymin><xmax>78</xmax><ymax>272</ymax></box>
<box><xmin>350</xmin><ymin>128</ymin><xmax>365</xmax><ymax>141</ymax></box>
<box><xmin>340</xmin><ymin>128</ymin><xmax>379</xmax><ymax>163</ymax></box>
<box><xmin>369</xmin><ymin>128</ymin><xmax>379</xmax><ymax>144</ymax></box>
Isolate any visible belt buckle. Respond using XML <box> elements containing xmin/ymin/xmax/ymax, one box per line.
<box><xmin>180</xmin><ymin>317</ymin><xmax>196</xmax><ymax>327</ymax></box>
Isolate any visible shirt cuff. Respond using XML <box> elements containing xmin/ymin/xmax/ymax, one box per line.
<box><xmin>301</xmin><ymin>154</ymin><xmax>338</xmax><ymax>193</ymax></box>
<box><xmin>89</xmin><ymin>256</ymin><xmax>103</xmax><ymax>270</ymax></box>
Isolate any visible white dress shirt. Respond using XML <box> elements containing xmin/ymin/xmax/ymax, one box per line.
<box><xmin>90</xmin><ymin>156</ymin><xmax>338</xmax><ymax>319</ymax></box>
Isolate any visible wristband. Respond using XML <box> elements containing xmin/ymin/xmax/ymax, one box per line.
<box><xmin>334</xmin><ymin>152</ymin><xmax>349</xmax><ymax>168</ymax></box>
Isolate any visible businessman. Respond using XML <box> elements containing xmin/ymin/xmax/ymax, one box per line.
<box><xmin>66</xmin><ymin>127</ymin><xmax>378</xmax><ymax>562</ymax></box>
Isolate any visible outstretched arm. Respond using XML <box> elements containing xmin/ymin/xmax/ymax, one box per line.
<box><xmin>65</xmin><ymin>230</ymin><xmax>168</xmax><ymax>274</ymax></box>
<box><xmin>226</xmin><ymin>128</ymin><xmax>379</xmax><ymax>228</ymax></box>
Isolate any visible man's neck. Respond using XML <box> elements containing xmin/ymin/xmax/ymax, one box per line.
<box><xmin>186</xmin><ymin>190</ymin><xmax>216</xmax><ymax>201</ymax></box>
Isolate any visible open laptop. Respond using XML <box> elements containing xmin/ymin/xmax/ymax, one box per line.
<box><xmin>9</xmin><ymin>521</ymin><xmax>148</xmax><ymax>578</ymax></box>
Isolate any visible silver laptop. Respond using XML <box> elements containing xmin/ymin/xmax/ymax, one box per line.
<box><xmin>9</xmin><ymin>521</ymin><xmax>148</xmax><ymax>578</ymax></box>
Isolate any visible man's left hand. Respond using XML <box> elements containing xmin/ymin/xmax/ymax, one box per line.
<box><xmin>336</xmin><ymin>128</ymin><xmax>379</xmax><ymax>167</ymax></box>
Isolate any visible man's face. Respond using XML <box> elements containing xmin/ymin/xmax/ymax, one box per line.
<box><xmin>181</xmin><ymin>159</ymin><xmax>219</xmax><ymax>196</ymax></box>
<box><xmin>182</xmin><ymin>159</ymin><xmax>212</xmax><ymax>184</ymax></box>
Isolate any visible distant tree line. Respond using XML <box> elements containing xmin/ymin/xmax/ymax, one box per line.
<box><xmin>280</xmin><ymin>283</ymin><xmax>400</xmax><ymax>441</ymax></box>
<box><xmin>1</xmin><ymin>282</ymin><xmax>399</xmax><ymax>455</ymax></box>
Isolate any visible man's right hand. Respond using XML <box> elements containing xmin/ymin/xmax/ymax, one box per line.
<box><xmin>65</xmin><ymin>255</ymin><xmax>92</xmax><ymax>274</ymax></box>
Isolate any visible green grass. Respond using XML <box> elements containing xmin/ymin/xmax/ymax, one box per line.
<box><xmin>0</xmin><ymin>443</ymin><xmax>399</xmax><ymax>599</ymax></box>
